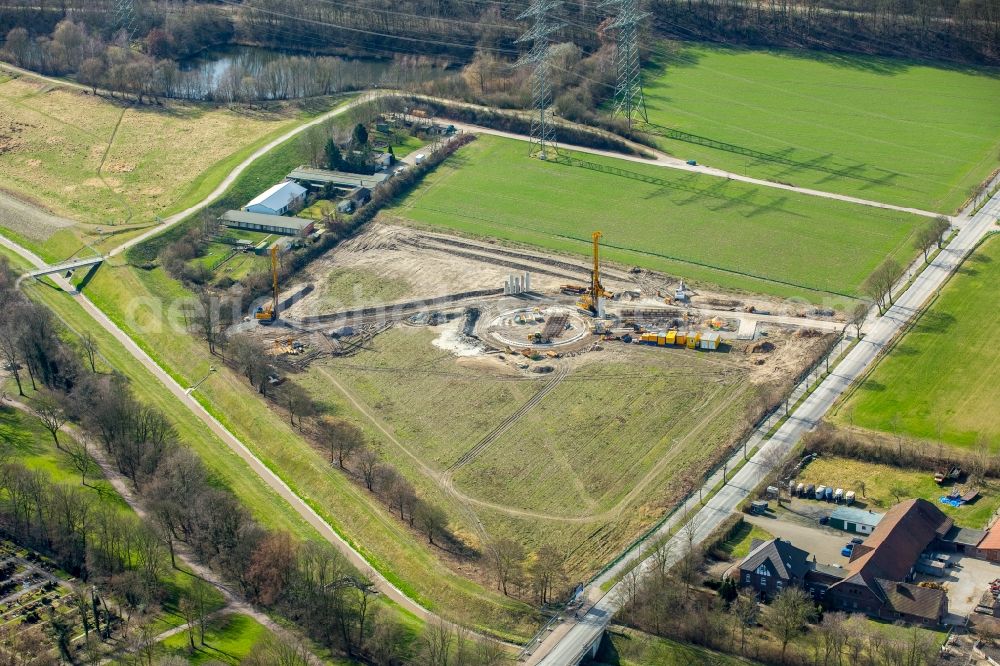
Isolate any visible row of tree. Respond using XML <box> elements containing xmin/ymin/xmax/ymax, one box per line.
<box><xmin>0</xmin><ymin>258</ymin><xmax>509</xmax><ymax>663</ymax></box>
<box><xmin>615</xmin><ymin>531</ymin><xmax>940</xmax><ymax>665</ymax></box>
<box><xmin>3</xmin><ymin>19</ymin><xmax>442</xmax><ymax>103</ymax></box>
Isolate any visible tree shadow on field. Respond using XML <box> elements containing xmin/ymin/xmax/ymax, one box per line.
<box><xmin>887</xmin><ymin>343</ymin><xmax>918</xmax><ymax>357</ymax></box>
<box><xmin>913</xmin><ymin>311</ymin><xmax>956</xmax><ymax>335</ymax></box>
<box><xmin>771</xmin><ymin>49</ymin><xmax>910</xmax><ymax>76</ymax></box>
<box><xmin>860</xmin><ymin>379</ymin><xmax>886</xmax><ymax>392</ymax></box>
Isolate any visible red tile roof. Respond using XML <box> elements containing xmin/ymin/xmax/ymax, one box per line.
<box><xmin>842</xmin><ymin>499</ymin><xmax>952</xmax><ymax>586</ymax></box>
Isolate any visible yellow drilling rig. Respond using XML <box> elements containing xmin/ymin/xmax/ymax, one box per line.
<box><xmin>255</xmin><ymin>246</ymin><xmax>279</xmax><ymax>323</ymax></box>
<box><xmin>578</xmin><ymin>231</ymin><xmax>613</xmax><ymax>315</ymax></box>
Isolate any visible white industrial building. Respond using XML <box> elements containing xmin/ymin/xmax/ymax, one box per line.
<box><xmin>243</xmin><ymin>181</ymin><xmax>307</xmax><ymax>216</ymax></box>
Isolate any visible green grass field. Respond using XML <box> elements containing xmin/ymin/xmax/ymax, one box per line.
<box><xmin>840</xmin><ymin>235</ymin><xmax>1000</xmax><ymax>450</ymax></box>
<box><xmin>797</xmin><ymin>456</ymin><xmax>1000</xmax><ymax>528</ymax></box>
<box><xmin>160</xmin><ymin>614</ymin><xmax>269</xmax><ymax>665</ymax></box>
<box><xmin>72</xmin><ymin>263</ymin><xmax>537</xmax><ymax>640</ymax></box>
<box><xmin>387</xmin><ymin>135</ymin><xmax>930</xmax><ymax>302</ymax></box>
<box><xmin>718</xmin><ymin>521</ymin><xmax>775</xmax><ymax>560</ymax></box>
<box><xmin>453</xmin><ymin>356</ymin><xmax>750</xmax><ymax>517</ymax></box>
<box><xmin>642</xmin><ymin>45</ymin><xmax>1000</xmax><ymax>213</ymax></box>
<box><xmin>301</xmin><ymin>326</ymin><xmax>757</xmax><ymax>574</ymax></box>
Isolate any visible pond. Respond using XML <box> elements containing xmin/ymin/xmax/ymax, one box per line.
<box><xmin>175</xmin><ymin>45</ymin><xmax>450</xmax><ymax>101</ymax></box>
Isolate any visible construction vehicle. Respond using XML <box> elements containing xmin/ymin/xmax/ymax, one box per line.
<box><xmin>578</xmin><ymin>231</ymin><xmax>613</xmax><ymax>315</ymax></box>
<box><xmin>255</xmin><ymin>246</ymin><xmax>279</xmax><ymax>322</ymax></box>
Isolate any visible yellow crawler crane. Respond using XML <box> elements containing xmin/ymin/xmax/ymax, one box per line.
<box><xmin>578</xmin><ymin>231</ymin><xmax>613</xmax><ymax>314</ymax></box>
<box><xmin>255</xmin><ymin>246</ymin><xmax>279</xmax><ymax>322</ymax></box>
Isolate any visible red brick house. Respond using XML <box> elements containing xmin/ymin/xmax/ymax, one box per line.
<box><xmin>826</xmin><ymin>499</ymin><xmax>950</xmax><ymax>625</ymax></box>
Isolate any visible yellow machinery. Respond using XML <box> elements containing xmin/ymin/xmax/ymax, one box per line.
<box><xmin>255</xmin><ymin>246</ymin><xmax>279</xmax><ymax>322</ymax></box>
<box><xmin>578</xmin><ymin>231</ymin><xmax>613</xmax><ymax>314</ymax></box>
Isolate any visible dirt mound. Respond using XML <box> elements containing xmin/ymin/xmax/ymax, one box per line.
<box><xmin>752</xmin><ymin>341</ymin><xmax>776</xmax><ymax>353</ymax></box>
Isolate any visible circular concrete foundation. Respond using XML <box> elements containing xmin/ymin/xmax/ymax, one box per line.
<box><xmin>479</xmin><ymin>305</ymin><xmax>590</xmax><ymax>350</ymax></box>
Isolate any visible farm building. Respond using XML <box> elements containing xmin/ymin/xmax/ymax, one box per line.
<box><xmin>221</xmin><ymin>210</ymin><xmax>315</xmax><ymax>237</ymax></box>
<box><xmin>976</xmin><ymin>527</ymin><xmax>1000</xmax><ymax>561</ymax></box>
<box><xmin>826</xmin><ymin>499</ymin><xmax>951</xmax><ymax>625</ymax></box>
<box><xmin>829</xmin><ymin>506</ymin><xmax>883</xmax><ymax>534</ymax></box>
<box><xmin>287</xmin><ymin>166</ymin><xmax>390</xmax><ymax>193</ymax></box>
<box><xmin>243</xmin><ymin>181</ymin><xmax>307</xmax><ymax>215</ymax></box>
<box><xmin>735</xmin><ymin>538</ymin><xmax>844</xmax><ymax>603</ymax></box>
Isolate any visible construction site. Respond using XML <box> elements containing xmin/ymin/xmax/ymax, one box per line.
<box><xmin>227</xmin><ymin>219</ymin><xmax>843</xmax><ymax>574</ymax></box>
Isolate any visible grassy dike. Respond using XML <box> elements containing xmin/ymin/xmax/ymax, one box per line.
<box><xmin>78</xmin><ymin>257</ymin><xmax>538</xmax><ymax>640</ymax></box>
<box><xmin>0</xmin><ymin>248</ymin><xmax>425</xmax><ymax>652</ymax></box>
<box><xmin>23</xmin><ymin>119</ymin><xmax>540</xmax><ymax>638</ymax></box>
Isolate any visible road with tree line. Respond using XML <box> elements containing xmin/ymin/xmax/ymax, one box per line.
<box><xmin>0</xmin><ymin>65</ymin><xmax>988</xmax><ymax>657</ymax></box>
<box><xmin>527</xmin><ymin>189</ymin><xmax>1000</xmax><ymax>664</ymax></box>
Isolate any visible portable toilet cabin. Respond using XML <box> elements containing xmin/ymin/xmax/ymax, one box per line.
<box><xmin>795</xmin><ymin>482</ymin><xmax>805</xmax><ymax>496</ymax></box>
<box><xmin>675</xmin><ymin>331</ymin><xmax>688</xmax><ymax>346</ymax></box>
<box><xmin>824</xmin><ymin>486</ymin><xmax>834</xmax><ymax>501</ymax></box>
<box><xmin>788</xmin><ymin>480</ymin><xmax>796</xmax><ymax>496</ymax></box>
<box><xmin>657</xmin><ymin>333</ymin><xmax>667</xmax><ymax>346</ymax></box>
<box><xmin>699</xmin><ymin>331</ymin><xmax>721</xmax><ymax>350</ymax></box>
<box><xmin>845</xmin><ymin>490</ymin><xmax>856</xmax><ymax>505</ymax></box>
<box><xmin>665</xmin><ymin>330</ymin><xmax>677</xmax><ymax>346</ymax></box>
<box><xmin>815</xmin><ymin>485</ymin><xmax>827</xmax><ymax>500</ymax></box>
<box><xmin>833</xmin><ymin>488</ymin><xmax>844</xmax><ymax>503</ymax></box>
<box><xmin>687</xmin><ymin>332</ymin><xmax>701</xmax><ymax>349</ymax></box>
<box><xmin>804</xmin><ymin>484</ymin><xmax>815</xmax><ymax>497</ymax></box>
<box><xmin>640</xmin><ymin>332</ymin><xmax>658</xmax><ymax>345</ymax></box>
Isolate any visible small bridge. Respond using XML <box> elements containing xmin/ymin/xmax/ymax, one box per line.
<box><xmin>26</xmin><ymin>256</ymin><xmax>104</xmax><ymax>279</ymax></box>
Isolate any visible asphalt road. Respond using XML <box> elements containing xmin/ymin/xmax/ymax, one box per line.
<box><xmin>530</xmin><ymin>192</ymin><xmax>1000</xmax><ymax>664</ymax></box>
<box><xmin>0</xmin><ymin>65</ymin><xmax>993</xmax><ymax>656</ymax></box>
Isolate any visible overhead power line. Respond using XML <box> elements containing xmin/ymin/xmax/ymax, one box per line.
<box><xmin>517</xmin><ymin>0</ymin><xmax>563</xmax><ymax>160</ymax></box>
<box><xmin>114</xmin><ymin>0</ymin><xmax>137</xmax><ymax>39</ymax></box>
<box><xmin>603</xmin><ymin>0</ymin><xmax>648</xmax><ymax>129</ymax></box>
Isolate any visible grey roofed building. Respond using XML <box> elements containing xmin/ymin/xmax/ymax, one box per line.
<box><xmin>829</xmin><ymin>506</ymin><xmax>884</xmax><ymax>534</ymax></box>
<box><xmin>287</xmin><ymin>166</ymin><xmax>390</xmax><ymax>191</ymax></box>
<box><xmin>875</xmin><ymin>579</ymin><xmax>948</xmax><ymax>625</ymax></box>
<box><xmin>220</xmin><ymin>210</ymin><xmax>315</xmax><ymax>237</ymax></box>
<box><xmin>243</xmin><ymin>180</ymin><xmax>307</xmax><ymax>216</ymax></box>
<box><xmin>736</xmin><ymin>538</ymin><xmax>842</xmax><ymax>602</ymax></box>
<box><xmin>939</xmin><ymin>525</ymin><xmax>986</xmax><ymax>552</ymax></box>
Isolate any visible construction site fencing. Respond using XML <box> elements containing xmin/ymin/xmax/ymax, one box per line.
<box><xmin>586</xmin><ymin>331</ymin><xmax>847</xmax><ymax>587</ymax></box>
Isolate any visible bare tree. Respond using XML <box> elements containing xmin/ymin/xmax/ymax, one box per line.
<box><xmin>65</xmin><ymin>437</ymin><xmax>98</xmax><ymax>485</ymax></box>
<box><xmin>489</xmin><ymin>537</ymin><xmax>524</xmax><ymax>596</ymax></box>
<box><xmin>766</xmin><ymin>587</ymin><xmax>814</xmax><ymax>664</ymax></box>
<box><xmin>356</xmin><ymin>447</ymin><xmax>379</xmax><ymax>491</ymax></box>
<box><xmin>317</xmin><ymin>416</ymin><xmax>365</xmax><ymax>469</ymax></box>
<box><xmin>529</xmin><ymin>545</ymin><xmax>566</xmax><ymax>605</ymax></box>
<box><xmin>80</xmin><ymin>330</ymin><xmax>98</xmax><ymax>372</ymax></box>
<box><xmin>414</xmin><ymin>501</ymin><xmax>448</xmax><ymax>547</ymax></box>
<box><xmin>731</xmin><ymin>591</ymin><xmax>759</xmax><ymax>654</ymax></box>
<box><xmin>931</xmin><ymin>215</ymin><xmax>951</xmax><ymax>249</ymax></box>
<box><xmin>850</xmin><ymin>301</ymin><xmax>869</xmax><ymax>338</ymax></box>
<box><xmin>0</xmin><ymin>318</ymin><xmax>24</xmax><ymax>396</ymax></box>
<box><xmin>31</xmin><ymin>390</ymin><xmax>67</xmax><ymax>449</ymax></box>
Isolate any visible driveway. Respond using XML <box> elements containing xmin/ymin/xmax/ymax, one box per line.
<box><xmin>746</xmin><ymin>511</ymin><xmax>857</xmax><ymax>567</ymax></box>
<box><xmin>915</xmin><ymin>555</ymin><xmax>1000</xmax><ymax>618</ymax></box>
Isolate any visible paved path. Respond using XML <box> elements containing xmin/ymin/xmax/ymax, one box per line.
<box><xmin>745</xmin><ymin>514</ymin><xmax>852</xmax><ymax>566</ymax></box>
<box><xmin>1</xmin><ymin>61</ymin><xmax>948</xmax><ymax>220</ymax></box>
<box><xmin>0</xmin><ymin>63</ymin><xmax>988</xmax><ymax>656</ymax></box>
<box><xmin>0</xmin><ymin>241</ymin><xmax>435</xmax><ymax>625</ymax></box>
<box><xmin>528</xmin><ymin>192</ymin><xmax>999</xmax><ymax>664</ymax></box>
